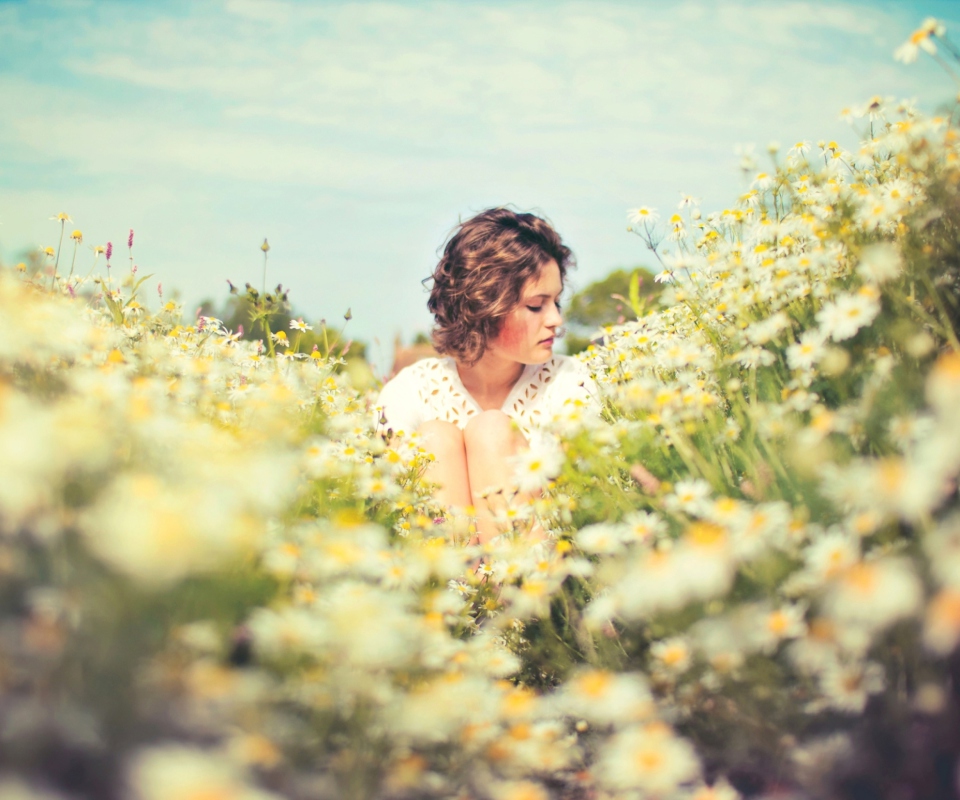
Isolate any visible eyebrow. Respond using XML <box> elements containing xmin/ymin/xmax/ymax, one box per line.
<box><xmin>526</xmin><ymin>292</ymin><xmax>562</xmax><ymax>299</ymax></box>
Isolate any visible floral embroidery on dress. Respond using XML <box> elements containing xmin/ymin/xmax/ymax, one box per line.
<box><xmin>405</xmin><ymin>356</ymin><xmax>570</xmax><ymax>438</ymax></box>
<box><xmin>376</xmin><ymin>354</ymin><xmax>597</xmax><ymax>438</ymax></box>
<box><xmin>416</xmin><ymin>358</ymin><xmax>478</xmax><ymax>429</ymax></box>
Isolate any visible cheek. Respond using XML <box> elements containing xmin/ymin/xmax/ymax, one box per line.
<box><xmin>494</xmin><ymin>315</ymin><xmax>529</xmax><ymax>350</ymax></box>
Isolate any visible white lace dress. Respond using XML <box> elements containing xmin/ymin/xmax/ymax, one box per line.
<box><xmin>375</xmin><ymin>355</ymin><xmax>599</xmax><ymax>439</ymax></box>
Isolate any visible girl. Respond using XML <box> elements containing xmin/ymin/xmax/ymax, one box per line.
<box><xmin>376</xmin><ymin>208</ymin><xmax>598</xmax><ymax>541</ymax></box>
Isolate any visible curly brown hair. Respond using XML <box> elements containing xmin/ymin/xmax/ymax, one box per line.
<box><xmin>426</xmin><ymin>208</ymin><xmax>574</xmax><ymax>365</ymax></box>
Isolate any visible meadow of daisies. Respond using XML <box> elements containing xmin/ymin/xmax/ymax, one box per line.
<box><xmin>3</xmin><ymin>20</ymin><xmax>960</xmax><ymax>800</ymax></box>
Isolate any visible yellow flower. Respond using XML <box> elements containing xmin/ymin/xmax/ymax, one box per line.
<box><xmin>70</xmin><ymin>230</ymin><xmax>83</xmax><ymax>242</ymax></box>
<box><xmin>925</xmin><ymin>588</ymin><xmax>960</xmax><ymax>654</ymax></box>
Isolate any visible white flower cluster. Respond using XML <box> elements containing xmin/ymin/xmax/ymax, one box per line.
<box><xmin>572</xmin><ymin>96</ymin><xmax>960</xmax><ymax>744</ymax></box>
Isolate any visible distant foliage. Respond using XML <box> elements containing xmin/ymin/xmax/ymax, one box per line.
<box><xmin>199</xmin><ymin>291</ymin><xmax>368</xmax><ymax>365</ymax></box>
<box><xmin>563</xmin><ymin>267</ymin><xmax>661</xmax><ymax>355</ymax></box>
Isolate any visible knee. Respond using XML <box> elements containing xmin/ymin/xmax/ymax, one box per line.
<box><xmin>463</xmin><ymin>410</ymin><xmax>519</xmax><ymax>452</ymax></box>
<box><xmin>418</xmin><ymin>419</ymin><xmax>465</xmax><ymax>460</ymax></box>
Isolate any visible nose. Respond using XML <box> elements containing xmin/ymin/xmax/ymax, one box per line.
<box><xmin>546</xmin><ymin>300</ymin><xmax>562</xmax><ymax>329</ymax></box>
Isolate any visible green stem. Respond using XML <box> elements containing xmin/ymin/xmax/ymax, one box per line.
<box><xmin>52</xmin><ymin>220</ymin><xmax>65</xmax><ymax>289</ymax></box>
<box><xmin>888</xmin><ymin>288</ymin><xmax>955</xmax><ymax>345</ymax></box>
<box><xmin>666</xmin><ymin>426</ymin><xmax>718</xmax><ymax>484</ymax></box>
<box><xmin>918</xmin><ymin>272</ymin><xmax>960</xmax><ymax>352</ymax></box>
<box><xmin>262</xmin><ymin>313</ymin><xmax>276</xmax><ymax>359</ymax></box>
<box><xmin>82</xmin><ymin>253</ymin><xmax>101</xmax><ymax>283</ymax></box>
<box><xmin>68</xmin><ymin>241</ymin><xmax>78</xmax><ymax>281</ymax></box>
<box><xmin>936</xmin><ymin>32</ymin><xmax>960</xmax><ymax>62</ymax></box>
<box><xmin>931</xmin><ymin>51</ymin><xmax>960</xmax><ymax>88</ymax></box>
<box><xmin>754</xmin><ymin>436</ymin><xmax>802</xmax><ymax>504</ymax></box>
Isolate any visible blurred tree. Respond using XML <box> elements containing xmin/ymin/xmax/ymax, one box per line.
<box><xmin>563</xmin><ymin>266</ymin><xmax>661</xmax><ymax>354</ymax></box>
<box><xmin>198</xmin><ymin>293</ymin><xmax>367</xmax><ymax>363</ymax></box>
<box><xmin>16</xmin><ymin>248</ymin><xmax>47</xmax><ymax>278</ymax></box>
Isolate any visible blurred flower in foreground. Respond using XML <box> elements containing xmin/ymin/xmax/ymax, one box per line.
<box><xmin>127</xmin><ymin>745</ymin><xmax>283</xmax><ymax>800</ymax></box>
<box><xmin>895</xmin><ymin>17</ymin><xmax>945</xmax><ymax>63</ymax></box>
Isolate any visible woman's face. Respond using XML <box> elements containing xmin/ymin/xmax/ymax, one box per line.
<box><xmin>485</xmin><ymin>259</ymin><xmax>564</xmax><ymax>365</ymax></box>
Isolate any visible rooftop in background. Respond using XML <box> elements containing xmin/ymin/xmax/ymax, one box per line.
<box><xmin>390</xmin><ymin>336</ymin><xmax>439</xmax><ymax>380</ymax></box>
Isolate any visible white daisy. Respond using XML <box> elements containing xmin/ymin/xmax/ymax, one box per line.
<box><xmin>786</xmin><ymin>329</ymin><xmax>827</xmax><ymax>371</ymax></box>
<box><xmin>815</xmin><ymin>292</ymin><xmax>880</xmax><ymax>341</ymax></box>
<box><xmin>627</xmin><ymin>206</ymin><xmax>659</xmax><ymax>226</ymax></box>
<box><xmin>856</xmin><ymin>243</ymin><xmax>902</xmax><ymax>284</ymax></box>
<box><xmin>512</xmin><ymin>435</ymin><xmax>564</xmax><ymax>493</ymax></box>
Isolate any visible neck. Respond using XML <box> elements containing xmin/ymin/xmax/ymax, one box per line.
<box><xmin>456</xmin><ymin>351</ymin><xmax>525</xmax><ymax>400</ymax></box>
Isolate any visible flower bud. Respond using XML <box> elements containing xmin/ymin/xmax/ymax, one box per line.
<box><xmin>820</xmin><ymin>347</ymin><xmax>850</xmax><ymax>376</ymax></box>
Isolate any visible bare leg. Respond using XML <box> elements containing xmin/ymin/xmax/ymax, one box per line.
<box><xmin>463</xmin><ymin>410</ymin><xmax>528</xmax><ymax>543</ymax></box>
<box><xmin>418</xmin><ymin>420</ymin><xmax>472</xmax><ymax>510</ymax></box>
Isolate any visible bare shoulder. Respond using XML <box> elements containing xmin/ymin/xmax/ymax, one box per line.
<box><xmin>382</xmin><ymin>357</ymin><xmax>448</xmax><ymax>390</ymax></box>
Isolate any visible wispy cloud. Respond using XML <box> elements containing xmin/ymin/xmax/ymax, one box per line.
<box><xmin>64</xmin><ymin>2</ymin><xmax>905</xmax><ymax>134</ymax></box>
<box><xmin>11</xmin><ymin>1</ymin><xmax>933</xmax><ymax>182</ymax></box>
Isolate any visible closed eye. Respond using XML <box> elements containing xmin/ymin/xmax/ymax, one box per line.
<box><xmin>526</xmin><ymin>299</ymin><xmax>562</xmax><ymax>313</ymax></box>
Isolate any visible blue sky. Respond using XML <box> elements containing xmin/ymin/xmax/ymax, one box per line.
<box><xmin>1</xmin><ymin>0</ymin><xmax>958</xmax><ymax>372</ymax></box>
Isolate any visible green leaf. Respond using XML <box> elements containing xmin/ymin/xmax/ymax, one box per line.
<box><xmin>103</xmin><ymin>292</ymin><xmax>124</xmax><ymax>325</ymax></box>
<box><xmin>126</xmin><ymin>273</ymin><xmax>155</xmax><ymax>306</ymax></box>
<box><xmin>628</xmin><ymin>270</ymin><xmax>641</xmax><ymax>315</ymax></box>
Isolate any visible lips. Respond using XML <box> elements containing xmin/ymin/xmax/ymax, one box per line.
<box><xmin>539</xmin><ymin>337</ymin><xmax>555</xmax><ymax>347</ymax></box>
